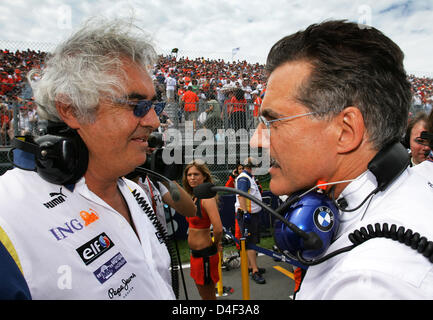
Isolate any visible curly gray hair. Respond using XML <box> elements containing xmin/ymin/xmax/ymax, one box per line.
<box><xmin>28</xmin><ymin>17</ymin><xmax>157</xmax><ymax>124</ymax></box>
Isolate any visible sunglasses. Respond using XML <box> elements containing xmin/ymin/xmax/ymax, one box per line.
<box><xmin>114</xmin><ymin>98</ymin><xmax>166</xmax><ymax>118</ymax></box>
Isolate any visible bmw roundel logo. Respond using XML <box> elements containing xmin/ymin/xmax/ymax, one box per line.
<box><xmin>313</xmin><ymin>206</ymin><xmax>334</xmax><ymax>232</ymax></box>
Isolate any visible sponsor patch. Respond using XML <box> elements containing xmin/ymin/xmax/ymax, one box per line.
<box><xmin>313</xmin><ymin>206</ymin><xmax>334</xmax><ymax>232</ymax></box>
<box><xmin>76</xmin><ymin>232</ymin><xmax>114</xmax><ymax>265</ymax></box>
<box><xmin>93</xmin><ymin>252</ymin><xmax>127</xmax><ymax>284</ymax></box>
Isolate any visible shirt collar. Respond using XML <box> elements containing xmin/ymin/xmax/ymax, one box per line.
<box><xmin>336</xmin><ymin>170</ymin><xmax>378</xmax><ymax>228</ymax></box>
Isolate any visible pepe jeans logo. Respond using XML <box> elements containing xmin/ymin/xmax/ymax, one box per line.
<box><xmin>43</xmin><ymin>187</ymin><xmax>67</xmax><ymax>209</ymax></box>
<box><xmin>107</xmin><ymin>272</ymin><xmax>136</xmax><ymax>299</ymax></box>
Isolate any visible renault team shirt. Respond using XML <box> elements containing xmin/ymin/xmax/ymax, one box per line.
<box><xmin>0</xmin><ymin>168</ymin><xmax>175</xmax><ymax>300</ymax></box>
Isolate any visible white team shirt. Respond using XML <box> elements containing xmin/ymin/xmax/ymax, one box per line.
<box><xmin>297</xmin><ymin>160</ymin><xmax>433</xmax><ymax>299</ymax></box>
<box><xmin>0</xmin><ymin>169</ymin><xmax>175</xmax><ymax>300</ymax></box>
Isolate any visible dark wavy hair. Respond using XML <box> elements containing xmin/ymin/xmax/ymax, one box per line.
<box><xmin>266</xmin><ymin>20</ymin><xmax>412</xmax><ymax>150</ymax></box>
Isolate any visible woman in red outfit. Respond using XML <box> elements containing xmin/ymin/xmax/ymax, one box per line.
<box><xmin>182</xmin><ymin>160</ymin><xmax>223</xmax><ymax>300</ymax></box>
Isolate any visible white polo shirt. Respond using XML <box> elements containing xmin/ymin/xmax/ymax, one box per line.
<box><xmin>297</xmin><ymin>160</ymin><xmax>433</xmax><ymax>299</ymax></box>
<box><xmin>0</xmin><ymin>168</ymin><xmax>175</xmax><ymax>300</ymax></box>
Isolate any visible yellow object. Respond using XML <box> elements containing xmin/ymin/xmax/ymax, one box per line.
<box><xmin>273</xmin><ymin>265</ymin><xmax>295</xmax><ymax>280</ymax></box>
<box><xmin>0</xmin><ymin>226</ymin><xmax>23</xmax><ymax>275</ymax></box>
<box><xmin>216</xmin><ymin>251</ymin><xmax>223</xmax><ymax>296</ymax></box>
<box><xmin>240</xmin><ymin>238</ymin><xmax>250</xmax><ymax>300</ymax></box>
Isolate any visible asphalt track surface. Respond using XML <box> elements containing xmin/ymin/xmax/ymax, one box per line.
<box><xmin>177</xmin><ymin>253</ymin><xmax>296</xmax><ymax>300</ymax></box>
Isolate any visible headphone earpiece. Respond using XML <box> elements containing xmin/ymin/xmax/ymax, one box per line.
<box><xmin>11</xmin><ymin>127</ymin><xmax>88</xmax><ymax>185</ymax></box>
<box><xmin>273</xmin><ymin>141</ymin><xmax>409</xmax><ymax>263</ymax></box>
<box><xmin>274</xmin><ymin>190</ymin><xmax>340</xmax><ymax>260</ymax></box>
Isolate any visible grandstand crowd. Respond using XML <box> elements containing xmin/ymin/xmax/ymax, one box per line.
<box><xmin>1</xmin><ymin>48</ymin><xmax>432</xmax><ymax>144</ymax></box>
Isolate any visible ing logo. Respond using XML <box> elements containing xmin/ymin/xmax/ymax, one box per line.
<box><xmin>49</xmin><ymin>208</ymin><xmax>100</xmax><ymax>241</ymax></box>
<box><xmin>80</xmin><ymin>209</ymin><xmax>99</xmax><ymax>226</ymax></box>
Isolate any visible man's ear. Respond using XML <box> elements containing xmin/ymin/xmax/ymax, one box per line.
<box><xmin>55</xmin><ymin>101</ymin><xmax>80</xmax><ymax>129</ymax></box>
<box><xmin>335</xmin><ymin>106</ymin><xmax>365</xmax><ymax>154</ymax></box>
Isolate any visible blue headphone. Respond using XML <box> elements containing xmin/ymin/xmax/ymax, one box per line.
<box><xmin>274</xmin><ymin>189</ymin><xmax>340</xmax><ymax>260</ymax></box>
<box><xmin>272</xmin><ymin>141</ymin><xmax>410</xmax><ymax>264</ymax></box>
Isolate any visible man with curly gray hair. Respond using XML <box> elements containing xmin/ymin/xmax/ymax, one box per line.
<box><xmin>0</xmin><ymin>18</ymin><xmax>178</xmax><ymax>299</ymax></box>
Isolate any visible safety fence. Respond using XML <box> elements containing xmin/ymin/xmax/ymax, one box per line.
<box><xmin>0</xmin><ymin>98</ymin><xmax>267</xmax><ymax>185</ymax></box>
<box><xmin>1</xmin><ymin>41</ymin><xmax>269</xmax><ymax>183</ymax></box>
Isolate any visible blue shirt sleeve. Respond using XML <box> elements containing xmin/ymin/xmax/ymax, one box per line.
<box><xmin>236</xmin><ymin>177</ymin><xmax>251</xmax><ymax>192</ymax></box>
<box><xmin>0</xmin><ymin>241</ymin><xmax>32</xmax><ymax>300</ymax></box>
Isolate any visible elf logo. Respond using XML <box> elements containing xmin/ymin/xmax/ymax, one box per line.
<box><xmin>76</xmin><ymin>233</ymin><xmax>114</xmax><ymax>265</ymax></box>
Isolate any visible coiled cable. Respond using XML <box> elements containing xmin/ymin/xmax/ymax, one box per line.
<box><xmin>296</xmin><ymin>223</ymin><xmax>433</xmax><ymax>266</ymax></box>
<box><xmin>348</xmin><ymin>223</ymin><xmax>433</xmax><ymax>262</ymax></box>
<box><xmin>131</xmin><ymin>189</ymin><xmax>180</xmax><ymax>299</ymax></box>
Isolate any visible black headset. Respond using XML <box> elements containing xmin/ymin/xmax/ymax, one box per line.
<box><xmin>10</xmin><ymin>123</ymin><xmax>183</xmax><ymax>188</ymax></box>
<box><xmin>10</xmin><ymin>122</ymin><xmax>88</xmax><ymax>185</ymax></box>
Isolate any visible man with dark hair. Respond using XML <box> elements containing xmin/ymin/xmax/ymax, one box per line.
<box><xmin>251</xmin><ymin>20</ymin><xmax>433</xmax><ymax>299</ymax></box>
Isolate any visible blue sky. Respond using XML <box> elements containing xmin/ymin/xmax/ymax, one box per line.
<box><xmin>0</xmin><ymin>0</ymin><xmax>432</xmax><ymax>77</ymax></box>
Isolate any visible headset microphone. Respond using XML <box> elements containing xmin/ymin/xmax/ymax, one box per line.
<box><xmin>193</xmin><ymin>183</ymin><xmax>323</xmax><ymax>252</ymax></box>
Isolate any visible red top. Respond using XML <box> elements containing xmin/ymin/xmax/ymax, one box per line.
<box><xmin>182</xmin><ymin>90</ymin><xmax>199</xmax><ymax>112</ymax></box>
<box><xmin>230</xmin><ymin>96</ymin><xmax>246</xmax><ymax>112</ymax></box>
<box><xmin>253</xmin><ymin>97</ymin><xmax>262</xmax><ymax>117</ymax></box>
<box><xmin>225</xmin><ymin>175</ymin><xmax>236</xmax><ymax>188</ymax></box>
<box><xmin>186</xmin><ymin>199</ymin><xmax>211</xmax><ymax>229</ymax></box>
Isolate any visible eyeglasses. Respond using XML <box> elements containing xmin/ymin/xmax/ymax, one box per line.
<box><xmin>114</xmin><ymin>98</ymin><xmax>166</xmax><ymax>118</ymax></box>
<box><xmin>258</xmin><ymin>111</ymin><xmax>316</xmax><ymax>130</ymax></box>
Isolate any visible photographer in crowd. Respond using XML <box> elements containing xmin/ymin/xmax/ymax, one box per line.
<box><xmin>403</xmin><ymin>111</ymin><xmax>431</xmax><ymax>166</ymax></box>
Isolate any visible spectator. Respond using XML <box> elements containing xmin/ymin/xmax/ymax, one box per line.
<box><xmin>182</xmin><ymin>160</ymin><xmax>223</xmax><ymax>300</ymax></box>
<box><xmin>165</xmin><ymin>73</ymin><xmax>177</xmax><ymax>102</ymax></box>
<box><xmin>17</xmin><ymin>105</ymin><xmax>36</xmax><ymax>136</ymax></box>
<box><xmin>216</xmin><ymin>82</ymin><xmax>226</xmax><ymax>107</ymax></box>
<box><xmin>0</xmin><ymin>103</ymin><xmax>10</xmax><ymax>145</ymax></box>
<box><xmin>158</xmin><ymin>110</ymin><xmax>174</xmax><ymax>133</ymax></box>
<box><xmin>235</xmin><ymin>157</ymin><xmax>265</xmax><ymax>284</ymax></box>
<box><xmin>181</xmin><ymin>85</ymin><xmax>199</xmax><ymax>130</ymax></box>
<box><xmin>229</xmin><ymin>88</ymin><xmax>247</xmax><ymax>130</ymax></box>
<box><xmin>403</xmin><ymin>112</ymin><xmax>430</xmax><ymax>166</ymax></box>
<box><xmin>224</xmin><ymin>163</ymin><xmax>244</xmax><ymax>188</ymax></box>
<box><xmin>251</xmin><ymin>90</ymin><xmax>262</xmax><ymax>127</ymax></box>
<box><xmin>203</xmin><ymin>93</ymin><xmax>222</xmax><ymax>135</ymax></box>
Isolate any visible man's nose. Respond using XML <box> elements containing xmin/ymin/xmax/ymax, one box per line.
<box><xmin>140</xmin><ymin>108</ymin><xmax>160</xmax><ymax>130</ymax></box>
<box><xmin>250</xmin><ymin>124</ymin><xmax>270</xmax><ymax>149</ymax></box>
